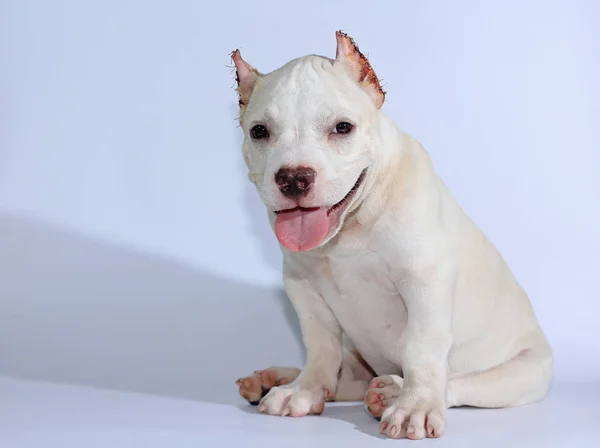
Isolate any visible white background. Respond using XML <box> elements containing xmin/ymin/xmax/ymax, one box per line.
<box><xmin>1</xmin><ymin>0</ymin><xmax>599</xmax><ymax>446</ymax></box>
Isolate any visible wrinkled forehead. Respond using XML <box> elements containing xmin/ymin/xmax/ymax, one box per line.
<box><xmin>244</xmin><ymin>55</ymin><xmax>372</xmax><ymax>126</ymax></box>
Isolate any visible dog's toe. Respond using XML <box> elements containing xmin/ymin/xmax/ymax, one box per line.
<box><xmin>364</xmin><ymin>375</ymin><xmax>403</xmax><ymax>419</ymax></box>
<box><xmin>237</xmin><ymin>374</ymin><xmax>264</xmax><ymax>404</ymax></box>
<box><xmin>236</xmin><ymin>366</ymin><xmax>302</xmax><ymax>405</ymax></box>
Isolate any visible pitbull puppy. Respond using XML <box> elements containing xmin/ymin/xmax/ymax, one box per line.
<box><xmin>232</xmin><ymin>31</ymin><xmax>553</xmax><ymax>440</ymax></box>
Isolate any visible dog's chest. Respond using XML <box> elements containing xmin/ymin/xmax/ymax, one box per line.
<box><xmin>309</xmin><ymin>251</ymin><xmax>408</xmax><ymax>371</ymax></box>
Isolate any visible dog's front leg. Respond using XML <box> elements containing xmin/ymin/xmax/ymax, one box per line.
<box><xmin>380</xmin><ymin>267</ymin><xmax>455</xmax><ymax>440</ymax></box>
<box><xmin>257</xmin><ymin>261</ymin><xmax>342</xmax><ymax>417</ymax></box>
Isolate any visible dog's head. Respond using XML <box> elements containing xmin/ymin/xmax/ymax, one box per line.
<box><xmin>232</xmin><ymin>31</ymin><xmax>386</xmax><ymax>253</ymax></box>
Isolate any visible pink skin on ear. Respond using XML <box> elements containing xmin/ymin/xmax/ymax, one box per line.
<box><xmin>334</xmin><ymin>31</ymin><xmax>385</xmax><ymax>109</ymax></box>
<box><xmin>231</xmin><ymin>49</ymin><xmax>261</xmax><ymax>108</ymax></box>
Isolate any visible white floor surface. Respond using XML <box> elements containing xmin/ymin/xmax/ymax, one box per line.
<box><xmin>2</xmin><ymin>375</ymin><xmax>598</xmax><ymax>447</ymax></box>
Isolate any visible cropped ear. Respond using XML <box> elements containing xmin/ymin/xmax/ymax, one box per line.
<box><xmin>231</xmin><ymin>49</ymin><xmax>262</xmax><ymax>117</ymax></box>
<box><xmin>334</xmin><ymin>31</ymin><xmax>385</xmax><ymax>109</ymax></box>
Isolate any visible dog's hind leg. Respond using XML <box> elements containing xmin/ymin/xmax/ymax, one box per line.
<box><xmin>236</xmin><ymin>366</ymin><xmax>301</xmax><ymax>405</ymax></box>
<box><xmin>237</xmin><ymin>340</ymin><xmax>375</xmax><ymax>405</ymax></box>
<box><xmin>333</xmin><ymin>346</ymin><xmax>376</xmax><ymax>401</ymax></box>
<box><xmin>446</xmin><ymin>338</ymin><xmax>553</xmax><ymax>408</ymax></box>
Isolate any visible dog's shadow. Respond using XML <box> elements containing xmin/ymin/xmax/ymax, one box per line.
<box><xmin>237</xmin><ymin>402</ymin><xmax>385</xmax><ymax>438</ymax></box>
<box><xmin>322</xmin><ymin>404</ymin><xmax>384</xmax><ymax>437</ymax></box>
<box><xmin>0</xmin><ymin>212</ymin><xmax>303</xmax><ymax>405</ymax></box>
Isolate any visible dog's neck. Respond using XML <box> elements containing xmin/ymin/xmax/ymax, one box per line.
<box><xmin>353</xmin><ymin>112</ymin><xmax>419</xmax><ymax>221</ymax></box>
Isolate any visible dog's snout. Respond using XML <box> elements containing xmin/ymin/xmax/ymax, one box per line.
<box><xmin>275</xmin><ymin>167</ymin><xmax>316</xmax><ymax>199</ymax></box>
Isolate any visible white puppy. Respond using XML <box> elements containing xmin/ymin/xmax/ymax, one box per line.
<box><xmin>232</xmin><ymin>31</ymin><xmax>553</xmax><ymax>440</ymax></box>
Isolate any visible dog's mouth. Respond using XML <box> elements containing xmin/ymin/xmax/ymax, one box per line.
<box><xmin>273</xmin><ymin>169</ymin><xmax>367</xmax><ymax>252</ymax></box>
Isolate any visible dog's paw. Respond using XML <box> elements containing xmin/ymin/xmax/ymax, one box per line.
<box><xmin>379</xmin><ymin>391</ymin><xmax>446</xmax><ymax>440</ymax></box>
<box><xmin>236</xmin><ymin>367</ymin><xmax>300</xmax><ymax>405</ymax></box>
<box><xmin>364</xmin><ymin>375</ymin><xmax>403</xmax><ymax>419</ymax></box>
<box><xmin>257</xmin><ymin>384</ymin><xmax>327</xmax><ymax>417</ymax></box>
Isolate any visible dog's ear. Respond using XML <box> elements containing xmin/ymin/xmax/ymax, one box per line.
<box><xmin>231</xmin><ymin>49</ymin><xmax>262</xmax><ymax>118</ymax></box>
<box><xmin>334</xmin><ymin>31</ymin><xmax>385</xmax><ymax>109</ymax></box>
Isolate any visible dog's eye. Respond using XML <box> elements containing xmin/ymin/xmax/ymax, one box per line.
<box><xmin>250</xmin><ymin>124</ymin><xmax>269</xmax><ymax>139</ymax></box>
<box><xmin>334</xmin><ymin>122</ymin><xmax>353</xmax><ymax>134</ymax></box>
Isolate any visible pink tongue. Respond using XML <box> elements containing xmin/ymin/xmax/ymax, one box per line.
<box><xmin>275</xmin><ymin>207</ymin><xmax>329</xmax><ymax>252</ymax></box>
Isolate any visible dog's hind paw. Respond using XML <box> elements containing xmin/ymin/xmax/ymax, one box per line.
<box><xmin>364</xmin><ymin>375</ymin><xmax>403</xmax><ymax>419</ymax></box>
<box><xmin>236</xmin><ymin>366</ymin><xmax>300</xmax><ymax>405</ymax></box>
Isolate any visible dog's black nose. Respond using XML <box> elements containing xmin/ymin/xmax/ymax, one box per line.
<box><xmin>275</xmin><ymin>167</ymin><xmax>316</xmax><ymax>199</ymax></box>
